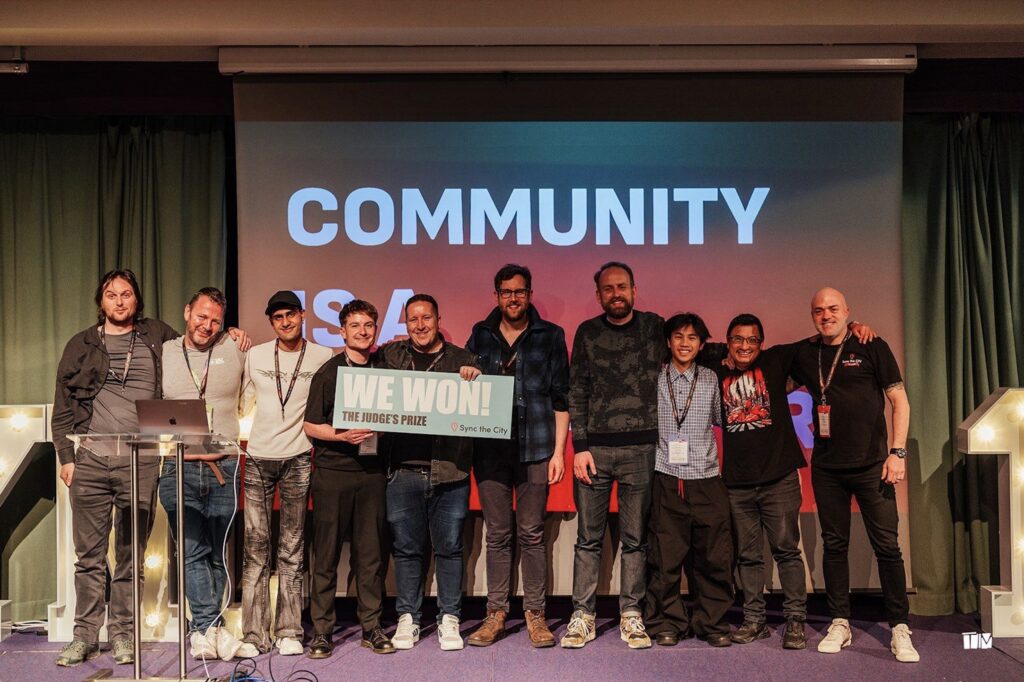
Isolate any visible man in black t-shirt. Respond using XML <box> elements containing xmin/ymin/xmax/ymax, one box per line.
<box><xmin>303</xmin><ymin>299</ymin><xmax>394</xmax><ymax>658</ymax></box>
<box><xmin>790</xmin><ymin>287</ymin><xmax>918</xmax><ymax>663</ymax></box>
<box><xmin>714</xmin><ymin>313</ymin><xmax>809</xmax><ymax>650</ymax></box>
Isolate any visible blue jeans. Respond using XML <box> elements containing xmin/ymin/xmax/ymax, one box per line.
<box><xmin>159</xmin><ymin>458</ymin><xmax>239</xmax><ymax>633</ymax></box>
<box><xmin>572</xmin><ymin>444</ymin><xmax>655</xmax><ymax>616</ymax></box>
<box><xmin>386</xmin><ymin>469</ymin><xmax>469</xmax><ymax>624</ymax></box>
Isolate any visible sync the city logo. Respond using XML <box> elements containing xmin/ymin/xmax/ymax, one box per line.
<box><xmin>962</xmin><ymin>631</ymin><xmax>993</xmax><ymax>649</ymax></box>
<box><xmin>287</xmin><ymin>186</ymin><xmax>770</xmax><ymax>247</ymax></box>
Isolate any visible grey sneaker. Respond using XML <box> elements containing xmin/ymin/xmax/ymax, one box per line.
<box><xmin>55</xmin><ymin>640</ymin><xmax>100</xmax><ymax>667</ymax></box>
<box><xmin>111</xmin><ymin>637</ymin><xmax>134</xmax><ymax>665</ymax></box>
<box><xmin>560</xmin><ymin>610</ymin><xmax>596</xmax><ymax>649</ymax></box>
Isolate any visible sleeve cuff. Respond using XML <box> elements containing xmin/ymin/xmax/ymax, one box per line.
<box><xmin>572</xmin><ymin>438</ymin><xmax>589</xmax><ymax>453</ymax></box>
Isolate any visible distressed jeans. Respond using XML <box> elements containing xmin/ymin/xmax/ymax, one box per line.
<box><xmin>240</xmin><ymin>454</ymin><xmax>310</xmax><ymax>650</ymax></box>
<box><xmin>386</xmin><ymin>469</ymin><xmax>470</xmax><ymax>624</ymax></box>
<box><xmin>159</xmin><ymin>458</ymin><xmax>239</xmax><ymax>633</ymax></box>
<box><xmin>571</xmin><ymin>443</ymin><xmax>655</xmax><ymax>616</ymax></box>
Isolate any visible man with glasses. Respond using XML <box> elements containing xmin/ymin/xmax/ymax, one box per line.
<box><xmin>236</xmin><ymin>291</ymin><xmax>333</xmax><ymax>658</ymax></box>
<box><xmin>716</xmin><ymin>313</ymin><xmax>873</xmax><ymax>650</ymax></box>
<box><xmin>465</xmin><ymin>264</ymin><xmax>569</xmax><ymax>648</ymax></box>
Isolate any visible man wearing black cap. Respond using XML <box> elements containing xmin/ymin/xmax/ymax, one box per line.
<box><xmin>236</xmin><ymin>291</ymin><xmax>333</xmax><ymax>658</ymax></box>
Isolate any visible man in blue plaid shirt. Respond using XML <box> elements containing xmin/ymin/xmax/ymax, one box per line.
<box><xmin>643</xmin><ymin>312</ymin><xmax>734</xmax><ymax>648</ymax></box>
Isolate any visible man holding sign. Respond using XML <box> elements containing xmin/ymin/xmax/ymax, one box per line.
<box><xmin>303</xmin><ymin>299</ymin><xmax>394</xmax><ymax>657</ymax></box>
<box><xmin>379</xmin><ymin>294</ymin><xmax>482</xmax><ymax>651</ymax></box>
<box><xmin>464</xmin><ymin>264</ymin><xmax>569</xmax><ymax>648</ymax></box>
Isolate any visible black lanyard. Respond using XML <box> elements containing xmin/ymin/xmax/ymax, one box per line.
<box><xmin>275</xmin><ymin>339</ymin><xmax>307</xmax><ymax>418</ymax></box>
<box><xmin>817</xmin><ymin>331</ymin><xmax>851</xmax><ymax>406</ymax></box>
<box><xmin>409</xmin><ymin>348</ymin><xmax>445</xmax><ymax>372</ymax></box>
<box><xmin>182</xmin><ymin>338</ymin><xmax>214</xmax><ymax>399</ymax></box>
<box><xmin>99</xmin><ymin>326</ymin><xmax>137</xmax><ymax>393</ymax></box>
<box><xmin>665</xmin><ymin>364</ymin><xmax>700</xmax><ymax>430</ymax></box>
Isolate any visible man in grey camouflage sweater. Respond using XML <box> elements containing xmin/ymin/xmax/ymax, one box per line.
<box><xmin>560</xmin><ymin>262</ymin><xmax>665</xmax><ymax>650</ymax></box>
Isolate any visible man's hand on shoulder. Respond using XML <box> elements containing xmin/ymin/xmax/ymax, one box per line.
<box><xmin>227</xmin><ymin>327</ymin><xmax>252</xmax><ymax>352</ymax></box>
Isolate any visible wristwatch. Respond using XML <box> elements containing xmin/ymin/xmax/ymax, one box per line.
<box><xmin>889</xmin><ymin>447</ymin><xmax>908</xmax><ymax>459</ymax></box>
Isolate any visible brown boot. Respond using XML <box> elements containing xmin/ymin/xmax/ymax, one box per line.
<box><xmin>525</xmin><ymin>609</ymin><xmax>556</xmax><ymax>648</ymax></box>
<box><xmin>467</xmin><ymin>609</ymin><xmax>506</xmax><ymax>647</ymax></box>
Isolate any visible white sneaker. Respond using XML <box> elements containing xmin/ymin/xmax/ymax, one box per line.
<box><xmin>560</xmin><ymin>610</ymin><xmax>596</xmax><ymax>649</ymax></box>
<box><xmin>189</xmin><ymin>631</ymin><xmax>217</xmax><ymax>659</ymax></box>
<box><xmin>817</xmin><ymin>618</ymin><xmax>852</xmax><ymax>653</ymax></box>
<box><xmin>392</xmin><ymin>613</ymin><xmax>420</xmax><ymax>650</ymax></box>
<box><xmin>620</xmin><ymin>614</ymin><xmax>652</xmax><ymax>649</ymax></box>
<box><xmin>438</xmin><ymin>614</ymin><xmax>464</xmax><ymax>651</ymax></box>
<box><xmin>276</xmin><ymin>637</ymin><xmax>304</xmax><ymax>656</ymax></box>
<box><xmin>235</xmin><ymin>642</ymin><xmax>261</xmax><ymax>658</ymax></box>
<box><xmin>212</xmin><ymin>626</ymin><xmax>243</xmax><ymax>662</ymax></box>
<box><xmin>890</xmin><ymin>624</ymin><xmax>920</xmax><ymax>663</ymax></box>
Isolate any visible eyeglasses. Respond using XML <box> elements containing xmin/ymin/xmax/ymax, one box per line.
<box><xmin>497</xmin><ymin>288</ymin><xmax>531</xmax><ymax>299</ymax></box>
<box><xmin>728</xmin><ymin>335</ymin><xmax>763</xmax><ymax>346</ymax></box>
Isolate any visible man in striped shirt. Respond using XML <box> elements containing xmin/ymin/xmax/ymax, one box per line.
<box><xmin>643</xmin><ymin>313</ymin><xmax>733</xmax><ymax>648</ymax></box>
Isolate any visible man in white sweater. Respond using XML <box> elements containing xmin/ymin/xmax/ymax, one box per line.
<box><xmin>236</xmin><ymin>291</ymin><xmax>333</xmax><ymax>658</ymax></box>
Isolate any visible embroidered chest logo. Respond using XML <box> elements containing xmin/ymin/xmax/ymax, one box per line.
<box><xmin>255</xmin><ymin>368</ymin><xmax>317</xmax><ymax>381</ymax></box>
<box><xmin>841</xmin><ymin>353</ymin><xmax>862</xmax><ymax>368</ymax></box>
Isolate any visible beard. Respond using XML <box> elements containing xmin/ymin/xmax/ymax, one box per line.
<box><xmin>602</xmin><ymin>297</ymin><xmax>634</xmax><ymax>320</ymax></box>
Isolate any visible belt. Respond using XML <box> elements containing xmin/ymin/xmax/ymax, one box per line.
<box><xmin>398</xmin><ymin>464</ymin><xmax>431</xmax><ymax>475</ymax></box>
<box><xmin>174</xmin><ymin>458</ymin><xmax>228</xmax><ymax>486</ymax></box>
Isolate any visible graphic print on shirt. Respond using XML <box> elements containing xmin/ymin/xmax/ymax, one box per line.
<box><xmin>254</xmin><ymin>368</ymin><xmax>318</xmax><ymax>381</ymax></box>
<box><xmin>722</xmin><ymin>368</ymin><xmax>773</xmax><ymax>432</ymax></box>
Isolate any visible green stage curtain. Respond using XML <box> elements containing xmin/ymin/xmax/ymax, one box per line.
<box><xmin>0</xmin><ymin>117</ymin><xmax>227</xmax><ymax>405</ymax></box>
<box><xmin>903</xmin><ymin>114</ymin><xmax>1023</xmax><ymax>615</ymax></box>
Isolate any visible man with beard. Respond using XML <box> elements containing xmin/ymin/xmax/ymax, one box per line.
<box><xmin>464</xmin><ymin>264</ymin><xmax>569</xmax><ymax>648</ymax></box>
<box><xmin>236</xmin><ymin>291</ymin><xmax>333</xmax><ymax>658</ymax></box>
<box><xmin>159</xmin><ymin>287</ymin><xmax>247</xmax><ymax>661</ymax></box>
<box><xmin>303</xmin><ymin>299</ymin><xmax>395</xmax><ymax>658</ymax></box>
<box><xmin>790</xmin><ymin>288</ymin><xmax>918</xmax><ymax>663</ymax></box>
<box><xmin>379</xmin><ymin>294</ymin><xmax>481</xmax><ymax>651</ymax></box>
<box><xmin>561</xmin><ymin>262</ymin><xmax>663</xmax><ymax>650</ymax></box>
<box><xmin>52</xmin><ymin>269</ymin><xmax>180</xmax><ymax>667</ymax></box>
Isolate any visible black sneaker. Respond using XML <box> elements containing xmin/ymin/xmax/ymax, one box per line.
<box><xmin>307</xmin><ymin>633</ymin><xmax>333</xmax><ymax>659</ymax></box>
<box><xmin>361</xmin><ymin>626</ymin><xmax>396</xmax><ymax>654</ymax></box>
<box><xmin>731</xmin><ymin>621</ymin><xmax>770</xmax><ymax>644</ymax></box>
<box><xmin>782</xmin><ymin>619</ymin><xmax>807</xmax><ymax>649</ymax></box>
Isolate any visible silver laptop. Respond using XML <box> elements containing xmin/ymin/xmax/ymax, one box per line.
<box><xmin>136</xmin><ymin>399</ymin><xmax>210</xmax><ymax>435</ymax></box>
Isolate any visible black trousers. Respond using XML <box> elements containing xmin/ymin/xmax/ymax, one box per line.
<box><xmin>644</xmin><ymin>472</ymin><xmax>733</xmax><ymax>637</ymax></box>
<box><xmin>812</xmin><ymin>461</ymin><xmax>909</xmax><ymax>626</ymax></box>
<box><xmin>309</xmin><ymin>466</ymin><xmax>388</xmax><ymax>633</ymax></box>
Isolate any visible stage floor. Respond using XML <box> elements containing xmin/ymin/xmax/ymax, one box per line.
<box><xmin>2</xmin><ymin>595</ymin><xmax>1021</xmax><ymax>681</ymax></box>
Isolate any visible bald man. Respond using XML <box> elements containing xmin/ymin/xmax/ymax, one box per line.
<box><xmin>789</xmin><ymin>287</ymin><xmax>918</xmax><ymax>663</ymax></box>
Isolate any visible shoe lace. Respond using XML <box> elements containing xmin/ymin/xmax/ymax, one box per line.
<box><xmin>826</xmin><ymin>622</ymin><xmax>849</xmax><ymax>639</ymax></box>
<box><xmin>893</xmin><ymin>625</ymin><xmax>914</xmax><ymax>647</ymax></box>
<box><xmin>623</xmin><ymin>616</ymin><xmax>646</xmax><ymax>636</ymax></box>
<box><xmin>568</xmin><ymin>615</ymin><xmax>594</xmax><ymax>638</ymax></box>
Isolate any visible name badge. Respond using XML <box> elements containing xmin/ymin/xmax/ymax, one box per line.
<box><xmin>817</xmin><ymin>404</ymin><xmax>831</xmax><ymax>439</ymax></box>
<box><xmin>205</xmin><ymin>405</ymin><xmax>214</xmax><ymax>432</ymax></box>
<box><xmin>359</xmin><ymin>432</ymin><xmax>378</xmax><ymax>456</ymax></box>
<box><xmin>669</xmin><ymin>438</ymin><xmax>689</xmax><ymax>465</ymax></box>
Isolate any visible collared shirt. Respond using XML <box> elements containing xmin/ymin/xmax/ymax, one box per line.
<box><xmin>656</xmin><ymin>362</ymin><xmax>721</xmax><ymax>480</ymax></box>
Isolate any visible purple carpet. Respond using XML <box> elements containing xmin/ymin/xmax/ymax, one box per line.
<box><xmin>1</xmin><ymin>596</ymin><xmax>1021</xmax><ymax>681</ymax></box>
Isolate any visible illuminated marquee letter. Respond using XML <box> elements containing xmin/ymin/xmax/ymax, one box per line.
<box><xmin>469</xmin><ymin>188</ymin><xmax>531</xmax><ymax>245</ymax></box>
<box><xmin>401</xmin><ymin>188</ymin><xmax>464</xmax><ymax>244</ymax></box>
<box><xmin>595</xmin><ymin>188</ymin><xmax>644</xmax><ymax>245</ymax></box>
<box><xmin>288</xmin><ymin>187</ymin><xmax>339</xmax><ymax>246</ymax></box>
<box><xmin>345</xmin><ymin>188</ymin><xmax>395</xmax><ymax>246</ymax></box>
<box><xmin>721</xmin><ymin>187</ymin><xmax>770</xmax><ymax>244</ymax></box>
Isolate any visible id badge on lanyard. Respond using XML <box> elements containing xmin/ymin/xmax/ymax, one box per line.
<box><xmin>668</xmin><ymin>438</ymin><xmax>689</xmax><ymax>465</ymax></box>
<box><xmin>816</xmin><ymin>404</ymin><xmax>831</xmax><ymax>438</ymax></box>
<box><xmin>359</xmin><ymin>432</ymin><xmax>378</xmax><ymax>456</ymax></box>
